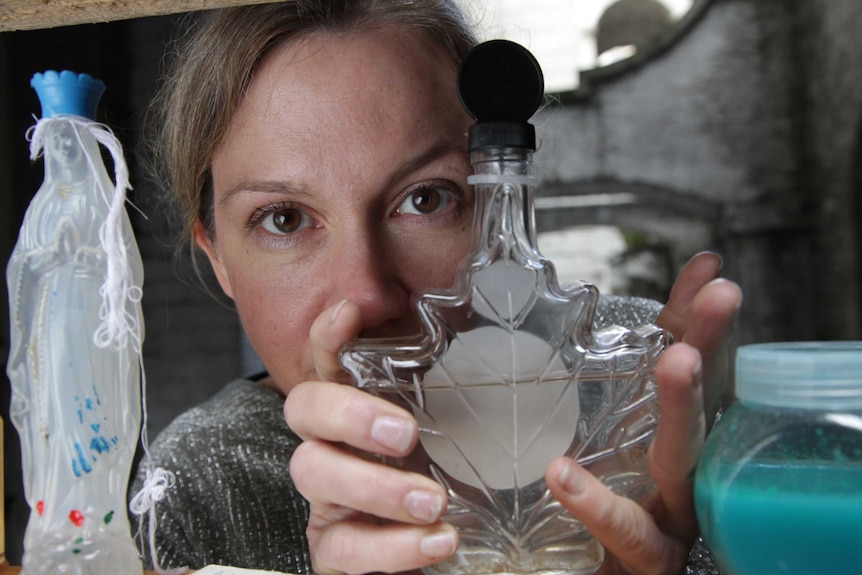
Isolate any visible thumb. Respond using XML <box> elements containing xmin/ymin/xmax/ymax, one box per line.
<box><xmin>310</xmin><ymin>299</ymin><xmax>363</xmax><ymax>383</ymax></box>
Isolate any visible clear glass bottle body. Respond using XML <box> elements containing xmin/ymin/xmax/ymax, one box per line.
<box><xmin>695</xmin><ymin>342</ymin><xmax>862</xmax><ymax>575</ymax></box>
<box><xmin>342</xmin><ymin>146</ymin><xmax>666</xmax><ymax>575</ymax></box>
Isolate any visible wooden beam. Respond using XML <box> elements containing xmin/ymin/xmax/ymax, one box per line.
<box><xmin>0</xmin><ymin>0</ymin><xmax>285</xmax><ymax>32</ymax></box>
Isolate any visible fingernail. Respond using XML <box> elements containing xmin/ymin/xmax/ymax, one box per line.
<box><xmin>329</xmin><ymin>299</ymin><xmax>349</xmax><ymax>325</ymax></box>
<box><xmin>696</xmin><ymin>250</ymin><xmax>722</xmax><ymax>268</ymax></box>
<box><xmin>693</xmin><ymin>358</ymin><xmax>703</xmax><ymax>389</ymax></box>
<box><xmin>371</xmin><ymin>415</ymin><xmax>414</xmax><ymax>453</ymax></box>
<box><xmin>421</xmin><ymin>530</ymin><xmax>457</xmax><ymax>558</ymax></box>
<box><xmin>558</xmin><ymin>460</ymin><xmax>584</xmax><ymax>495</ymax></box>
<box><xmin>405</xmin><ymin>490</ymin><xmax>444</xmax><ymax>523</ymax></box>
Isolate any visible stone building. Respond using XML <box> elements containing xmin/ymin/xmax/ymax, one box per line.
<box><xmin>0</xmin><ymin>0</ymin><xmax>860</xmax><ymax>562</ymax></box>
<box><xmin>596</xmin><ymin>0</ymin><xmax>673</xmax><ymax>57</ymax></box>
<box><xmin>535</xmin><ymin>0</ymin><xmax>862</xmax><ymax>347</ymax></box>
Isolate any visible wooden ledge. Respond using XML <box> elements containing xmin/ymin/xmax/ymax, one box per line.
<box><xmin>0</xmin><ymin>0</ymin><xmax>284</xmax><ymax>32</ymax></box>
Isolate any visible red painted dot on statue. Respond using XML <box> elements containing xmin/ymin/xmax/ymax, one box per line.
<box><xmin>36</xmin><ymin>501</ymin><xmax>45</xmax><ymax>516</ymax></box>
<box><xmin>69</xmin><ymin>509</ymin><xmax>84</xmax><ymax>526</ymax></box>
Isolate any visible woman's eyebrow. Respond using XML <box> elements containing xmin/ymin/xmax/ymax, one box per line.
<box><xmin>384</xmin><ymin>140</ymin><xmax>466</xmax><ymax>188</ymax></box>
<box><xmin>219</xmin><ymin>180</ymin><xmax>312</xmax><ymax>206</ymax></box>
<box><xmin>218</xmin><ymin>139</ymin><xmax>467</xmax><ymax>207</ymax></box>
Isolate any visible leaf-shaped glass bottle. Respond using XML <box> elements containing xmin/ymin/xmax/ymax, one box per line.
<box><xmin>341</xmin><ymin>40</ymin><xmax>668</xmax><ymax>575</ymax></box>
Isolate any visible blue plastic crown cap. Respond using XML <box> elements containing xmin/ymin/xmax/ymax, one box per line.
<box><xmin>736</xmin><ymin>341</ymin><xmax>862</xmax><ymax>410</ymax></box>
<box><xmin>31</xmin><ymin>70</ymin><xmax>105</xmax><ymax>120</ymax></box>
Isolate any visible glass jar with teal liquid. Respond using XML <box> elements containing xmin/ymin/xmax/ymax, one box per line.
<box><xmin>695</xmin><ymin>342</ymin><xmax>862</xmax><ymax>575</ymax></box>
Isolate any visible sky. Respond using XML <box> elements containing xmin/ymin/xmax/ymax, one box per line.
<box><xmin>472</xmin><ymin>0</ymin><xmax>694</xmax><ymax>92</ymax></box>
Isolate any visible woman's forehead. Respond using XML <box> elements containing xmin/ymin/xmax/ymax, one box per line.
<box><xmin>261</xmin><ymin>26</ymin><xmax>457</xmax><ymax>92</ymax></box>
<box><xmin>211</xmin><ymin>25</ymin><xmax>471</xmax><ymax>197</ymax></box>
<box><xmin>221</xmin><ymin>26</ymin><xmax>466</xmax><ymax>152</ymax></box>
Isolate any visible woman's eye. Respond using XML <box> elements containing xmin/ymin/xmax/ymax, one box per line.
<box><xmin>396</xmin><ymin>185</ymin><xmax>454</xmax><ymax>216</ymax></box>
<box><xmin>257</xmin><ymin>205</ymin><xmax>314</xmax><ymax>235</ymax></box>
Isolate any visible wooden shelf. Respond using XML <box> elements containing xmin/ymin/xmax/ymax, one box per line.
<box><xmin>0</xmin><ymin>0</ymin><xmax>283</xmax><ymax>32</ymax></box>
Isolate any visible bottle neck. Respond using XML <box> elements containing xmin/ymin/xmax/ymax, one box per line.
<box><xmin>468</xmin><ymin>146</ymin><xmax>539</xmax><ymax>257</ymax></box>
<box><xmin>470</xmin><ymin>146</ymin><xmax>534</xmax><ymax>178</ymax></box>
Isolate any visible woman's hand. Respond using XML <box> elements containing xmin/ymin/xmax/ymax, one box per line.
<box><xmin>286</xmin><ymin>251</ymin><xmax>742</xmax><ymax>575</ymax></box>
<box><xmin>546</xmin><ymin>251</ymin><xmax>742</xmax><ymax>574</ymax></box>
<box><xmin>285</xmin><ymin>301</ymin><xmax>458</xmax><ymax>575</ymax></box>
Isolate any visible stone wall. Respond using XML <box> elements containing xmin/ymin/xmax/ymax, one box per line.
<box><xmin>533</xmin><ymin>0</ymin><xmax>862</xmax><ymax>345</ymax></box>
<box><xmin>798</xmin><ymin>0</ymin><xmax>862</xmax><ymax>339</ymax></box>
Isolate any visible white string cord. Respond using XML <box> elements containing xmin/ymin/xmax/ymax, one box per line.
<box><xmin>129</xmin><ymin>362</ymin><xmax>188</xmax><ymax>575</ymax></box>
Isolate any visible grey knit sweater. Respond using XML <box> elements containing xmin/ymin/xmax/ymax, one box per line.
<box><xmin>130</xmin><ymin>296</ymin><xmax>722</xmax><ymax>574</ymax></box>
<box><xmin>130</xmin><ymin>379</ymin><xmax>312</xmax><ymax>572</ymax></box>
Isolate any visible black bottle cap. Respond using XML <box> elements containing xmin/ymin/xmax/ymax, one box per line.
<box><xmin>458</xmin><ymin>39</ymin><xmax>544</xmax><ymax>151</ymax></box>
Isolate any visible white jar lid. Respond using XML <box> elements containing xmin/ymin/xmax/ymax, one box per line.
<box><xmin>736</xmin><ymin>341</ymin><xmax>862</xmax><ymax>410</ymax></box>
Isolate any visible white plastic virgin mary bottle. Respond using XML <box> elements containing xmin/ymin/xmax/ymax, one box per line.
<box><xmin>6</xmin><ymin>70</ymin><xmax>143</xmax><ymax>575</ymax></box>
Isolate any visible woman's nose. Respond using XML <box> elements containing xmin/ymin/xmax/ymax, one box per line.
<box><xmin>333</xmin><ymin>231</ymin><xmax>411</xmax><ymax>332</ymax></box>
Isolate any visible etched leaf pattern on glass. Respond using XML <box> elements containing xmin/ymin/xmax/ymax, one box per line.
<box><xmin>342</xmin><ymin>178</ymin><xmax>667</xmax><ymax>570</ymax></box>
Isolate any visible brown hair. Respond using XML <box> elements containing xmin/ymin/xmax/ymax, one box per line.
<box><xmin>146</xmin><ymin>0</ymin><xmax>478</xmax><ymax>261</ymax></box>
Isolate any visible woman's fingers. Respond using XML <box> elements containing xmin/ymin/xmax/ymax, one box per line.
<box><xmin>546</xmin><ymin>458</ymin><xmax>688</xmax><ymax>575</ymax></box>
<box><xmin>677</xmin><ymin>277</ymin><xmax>742</xmax><ymax>360</ymax></box>
<box><xmin>285</xmin><ymin>381</ymin><xmax>418</xmax><ymax>457</ymax></box>
<box><xmin>292</xmin><ymin>435</ymin><xmax>458</xmax><ymax>575</ymax></box>
<box><xmin>292</xmin><ymin>440</ymin><xmax>446</xmax><ymax>525</ymax></box>
<box><xmin>544</xmin><ymin>344</ymin><xmax>704</xmax><ymax>574</ymax></box>
<box><xmin>650</xmin><ymin>343</ymin><xmax>704</xmax><ymax>484</ymax></box>
<box><xmin>655</xmin><ymin>249</ymin><xmax>741</xmax><ymax>364</ymax></box>
<box><xmin>310</xmin><ymin>520</ymin><xmax>458</xmax><ymax>575</ymax></box>
<box><xmin>294</xmin><ymin>301</ymin><xmax>458</xmax><ymax>575</ymax></box>
<box><xmin>290</xmin><ymin>297</ymin><xmax>424</xmax><ymax>456</ymax></box>
<box><xmin>648</xmin><ymin>342</ymin><xmax>704</xmax><ymax>540</ymax></box>
<box><xmin>677</xmin><ymin>278</ymin><xmax>741</xmax><ymax>424</ymax></box>
<box><xmin>296</xmin><ymin>298</ymin><xmax>459</xmax><ymax>574</ymax></box>
<box><xmin>656</xmin><ymin>252</ymin><xmax>724</xmax><ymax>341</ymax></box>
<box><xmin>310</xmin><ymin>299</ymin><xmax>364</xmax><ymax>384</ymax></box>
<box><xmin>657</xmin><ymin>253</ymin><xmax>741</xmax><ymax>426</ymax></box>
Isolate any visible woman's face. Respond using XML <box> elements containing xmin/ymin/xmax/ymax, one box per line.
<box><xmin>199</xmin><ymin>26</ymin><xmax>475</xmax><ymax>395</ymax></box>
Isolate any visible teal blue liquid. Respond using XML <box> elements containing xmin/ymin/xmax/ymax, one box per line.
<box><xmin>696</xmin><ymin>462</ymin><xmax>862</xmax><ymax>575</ymax></box>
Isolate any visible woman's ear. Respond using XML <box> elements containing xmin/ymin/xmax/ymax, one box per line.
<box><xmin>193</xmin><ymin>220</ymin><xmax>235</xmax><ymax>300</ymax></box>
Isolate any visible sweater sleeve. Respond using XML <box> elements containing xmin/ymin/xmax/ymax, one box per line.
<box><xmin>129</xmin><ymin>379</ymin><xmax>312</xmax><ymax>573</ymax></box>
